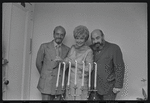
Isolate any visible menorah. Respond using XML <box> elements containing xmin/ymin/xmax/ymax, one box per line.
<box><xmin>54</xmin><ymin>60</ymin><xmax>98</xmax><ymax>100</ymax></box>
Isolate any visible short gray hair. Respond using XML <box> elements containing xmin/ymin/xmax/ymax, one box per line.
<box><xmin>73</xmin><ymin>25</ymin><xmax>89</xmax><ymax>42</ymax></box>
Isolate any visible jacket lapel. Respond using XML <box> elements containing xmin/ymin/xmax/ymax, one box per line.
<box><xmin>95</xmin><ymin>41</ymin><xmax>110</xmax><ymax>62</ymax></box>
<box><xmin>60</xmin><ymin>44</ymin><xmax>67</xmax><ymax>59</ymax></box>
<box><xmin>48</xmin><ymin>40</ymin><xmax>67</xmax><ymax>59</ymax></box>
<box><xmin>48</xmin><ymin>40</ymin><xmax>57</xmax><ymax>60</ymax></box>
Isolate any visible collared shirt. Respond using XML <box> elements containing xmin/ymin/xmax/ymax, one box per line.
<box><xmin>53</xmin><ymin>40</ymin><xmax>62</xmax><ymax>57</ymax></box>
<box><xmin>53</xmin><ymin>40</ymin><xmax>62</xmax><ymax>48</ymax></box>
<box><xmin>99</xmin><ymin>40</ymin><xmax>106</xmax><ymax>51</ymax></box>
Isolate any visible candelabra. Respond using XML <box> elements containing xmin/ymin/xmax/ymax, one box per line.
<box><xmin>66</xmin><ymin>85</ymin><xmax>90</xmax><ymax>100</ymax></box>
<box><xmin>54</xmin><ymin>60</ymin><xmax>98</xmax><ymax>100</ymax></box>
<box><xmin>66</xmin><ymin>84</ymin><xmax>97</xmax><ymax>100</ymax></box>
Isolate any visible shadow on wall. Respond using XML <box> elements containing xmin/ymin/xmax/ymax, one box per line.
<box><xmin>116</xmin><ymin>64</ymin><xmax>129</xmax><ymax>100</ymax></box>
<box><xmin>86</xmin><ymin>40</ymin><xmax>92</xmax><ymax>46</ymax></box>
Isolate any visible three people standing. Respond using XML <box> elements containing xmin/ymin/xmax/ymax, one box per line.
<box><xmin>36</xmin><ymin>26</ymin><xmax>125</xmax><ymax>100</ymax></box>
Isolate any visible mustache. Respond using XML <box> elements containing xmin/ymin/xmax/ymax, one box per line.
<box><xmin>93</xmin><ymin>42</ymin><xmax>103</xmax><ymax>47</ymax></box>
<box><xmin>92</xmin><ymin>42</ymin><xmax>104</xmax><ymax>51</ymax></box>
<box><xmin>55</xmin><ymin>38</ymin><xmax>62</xmax><ymax>40</ymax></box>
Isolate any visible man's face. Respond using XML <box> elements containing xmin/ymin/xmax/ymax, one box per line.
<box><xmin>91</xmin><ymin>30</ymin><xmax>104</xmax><ymax>50</ymax></box>
<box><xmin>53</xmin><ymin>28</ymin><xmax>65</xmax><ymax>44</ymax></box>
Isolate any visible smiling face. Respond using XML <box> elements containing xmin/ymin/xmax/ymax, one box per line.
<box><xmin>73</xmin><ymin>25</ymin><xmax>89</xmax><ymax>48</ymax></box>
<box><xmin>53</xmin><ymin>26</ymin><xmax>66</xmax><ymax>44</ymax></box>
<box><xmin>91</xmin><ymin>29</ymin><xmax>105</xmax><ymax>51</ymax></box>
<box><xmin>75</xmin><ymin>35</ymin><xmax>86</xmax><ymax>48</ymax></box>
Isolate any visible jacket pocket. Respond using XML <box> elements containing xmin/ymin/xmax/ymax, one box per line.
<box><xmin>38</xmin><ymin>76</ymin><xmax>46</xmax><ymax>90</ymax></box>
<box><xmin>107</xmin><ymin>73</ymin><xmax>115</xmax><ymax>81</ymax></box>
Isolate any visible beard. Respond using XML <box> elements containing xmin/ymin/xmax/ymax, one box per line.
<box><xmin>55</xmin><ymin>38</ymin><xmax>62</xmax><ymax>44</ymax></box>
<box><xmin>93</xmin><ymin>42</ymin><xmax>104</xmax><ymax>51</ymax></box>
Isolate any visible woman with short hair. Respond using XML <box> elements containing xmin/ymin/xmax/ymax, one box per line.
<box><xmin>63</xmin><ymin>25</ymin><xmax>94</xmax><ymax>100</ymax></box>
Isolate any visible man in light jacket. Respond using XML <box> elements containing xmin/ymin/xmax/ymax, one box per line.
<box><xmin>36</xmin><ymin>26</ymin><xmax>70</xmax><ymax>100</ymax></box>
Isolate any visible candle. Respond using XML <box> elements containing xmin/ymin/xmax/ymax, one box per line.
<box><xmin>67</xmin><ymin>61</ymin><xmax>71</xmax><ymax>86</ymax></box>
<box><xmin>82</xmin><ymin>61</ymin><xmax>85</xmax><ymax>86</ymax></box>
<box><xmin>75</xmin><ymin>60</ymin><xmax>77</xmax><ymax>86</ymax></box>
<box><xmin>94</xmin><ymin>62</ymin><xmax>97</xmax><ymax>89</ymax></box>
<box><xmin>56</xmin><ymin>62</ymin><xmax>61</xmax><ymax>88</ymax></box>
<box><xmin>88</xmin><ymin>63</ymin><xmax>91</xmax><ymax>89</ymax></box>
<box><xmin>62</xmin><ymin>62</ymin><xmax>66</xmax><ymax>88</ymax></box>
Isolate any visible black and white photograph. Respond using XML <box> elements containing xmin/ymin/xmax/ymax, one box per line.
<box><xmin>2</xmin><ymin>2</ymin><xmax>147</xmax><ymax>101</ymax></box>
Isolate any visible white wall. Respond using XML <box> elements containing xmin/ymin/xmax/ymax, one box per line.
<box><xmin>30</xmin><ymin>3</ymin><xmax>147</xmax><ymax>100</ymax></box>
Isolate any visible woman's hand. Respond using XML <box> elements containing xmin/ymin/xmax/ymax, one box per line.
<box><xmin>54</xmin><ymin>56</ymin><xmax>64</xmax><ymax>62</ymax></box>
<box><xmin>64</xmin><ymin>57</ymin><xmax>75</xmax><ymax>65</ymax></box>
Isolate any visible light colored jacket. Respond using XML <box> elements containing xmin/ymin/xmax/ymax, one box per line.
<box><xmin>36</xmin><ymin>40</ymin><xmax>70</xmax><ymax>95</ymax></box>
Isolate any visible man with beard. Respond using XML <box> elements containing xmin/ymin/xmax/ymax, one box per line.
<box><xmin>89</xmin><ymin>29</ymin><xmax>125</xmax><ymax>100</ymax></box>
<box><xmin>36</xmin><ymin>26</ymin><xmax>70</xmax><ymax>100</ymax></box>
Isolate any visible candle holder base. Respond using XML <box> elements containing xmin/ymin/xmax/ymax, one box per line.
<box><xmin>61</xmin><ymin>87</ymin><xmax>65</xmax><ymax>100</ymax></box>
<box><xmin>80</xmin><ymin>86</ymin><xmax>85</xmax><ymax>99</ymax></box>
<box><xmin>73</xmin><ymin>85</ymin><xmax>78</xmax><ymax>100</ymax></box>
<box><xmin>66</xmin><ymin>85</ymin><xmax>80</xmax><ymax>100</ymax></box>
<box><xmin>90</xmin><ymin>89</ymin><xmax>97</xmax><ymax>100</ymax></box>
<box><xmin>66</xmin><ymin>85</ymin><xmax>94</xmax><ymax>100</ymax></box>
<box><xmin>67</xmin><ymin>85</ymin><xmax>71</xmax><ymax>96</ymax></box>
<box><xmin>54</xmin><ymin>88</ymin><xmax>58</xmax><ymax>99</ymax></box>
<box><xmin>80</xmin><ymin>86</ymin><xmax>84</xmax><ymax>92</ymax></box>
<box><xmin>87</xmin><ymin>89</ymin><xmax>92</xmax><ymax>99</ymax></box>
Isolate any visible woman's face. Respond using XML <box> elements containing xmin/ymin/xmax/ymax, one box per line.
<box><xmin>75</xmin><ymin>35</ymin><xmax>86</xmax><ymax>48</ymax></box>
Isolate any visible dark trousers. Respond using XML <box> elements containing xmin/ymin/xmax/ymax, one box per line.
<box><xmin>41</xmin><ymin>93</ymin><xmax>62</xmax><ymax>100</ymax></box>
<box><xmin>89</xmin><ymin>91</ymin><xmax>117</xmax><ymax>100</ymax></box>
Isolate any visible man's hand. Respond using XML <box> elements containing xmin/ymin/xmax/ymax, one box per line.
<box><xmin>113</xmin><ymin>88</ymin><xmax>121</xmax><ymax>94</ymax></box>
<box><xmin>54</xmin><ymin>56</ymin><xmax>63</xmax><ymax>62</ymax></box>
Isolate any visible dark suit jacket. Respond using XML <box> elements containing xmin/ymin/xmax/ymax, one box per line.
<box><xmin>36</xmin><ymin>40</ymin><xmax>70</xmax><ymax>95</ymax></box>
<box><xmin>90</xmin><ymin>41</ymin><xmax>125</xmax><ymax>95</ymax></box>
